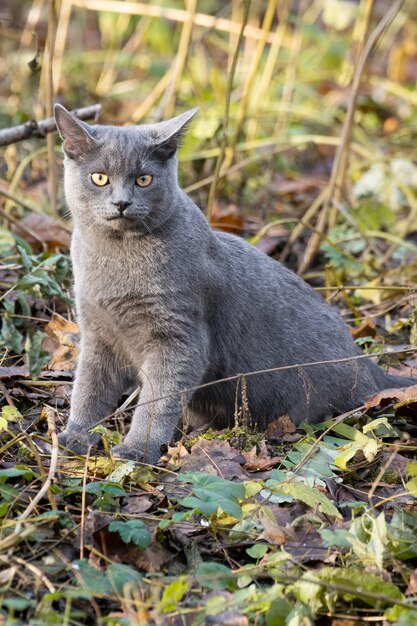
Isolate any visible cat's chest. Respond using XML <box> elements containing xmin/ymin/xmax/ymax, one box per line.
<box><xmin>73</xmin><ymin>235</ymin><xmax>166</xmax><ymax>299</ymax></box>
<box><xmin>72</xmin><ymin>239</ymin><xmax>185</xmax><ymax>331</ymax></box>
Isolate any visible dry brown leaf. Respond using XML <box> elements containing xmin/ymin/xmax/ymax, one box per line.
<box><xmin>365</xmin><ymin>384</ymin><xmax>417</xmax><ymax>410</ymax></box>
<box><xmin>266</xmin><ymin>414</ymin><xmax>300</xmax><ymax>442</ymax></box>
<box><xmin>406</xmin><ymin>568</ymin><xmax>417</xmax><ymax>595</ymax></box>
<box><xmin>12</xmin><ymin>212</ymin><xmax>71</xmax><ymax>252</ymax></box>
<box><xmin>243</xmin><ymin>442</ymin><xmax>282</xmax><ymax>471</ymax></box>
<box><xmin>180</xmin><ymin>438</ymin><xmax>247</xmax><ymax>480</ymax></box>
<box><xmin>258</xmin><ymin>517</ymin><xmax>286</xmax><ymax>545</ymax></box>
<box><xmin>350</xmin><ymin>317</ymin><xmax>376</xmax><ymax>339</ymax></box>
<box><xmin>210</xmin><ymin>204</ymin><xmax>245</xmax><ymax>234</ymax></box>
<box><xmin>43</xmin><ymin>314</ymin><xmax>80</xmax><ymax>371</ymax></box>
<box><xmin>0</xmin><ymin>365</ymin><xmax>29</xmax><ymax>379</ymax></box>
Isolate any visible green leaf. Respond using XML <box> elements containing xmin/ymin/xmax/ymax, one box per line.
<box><xmin>72</xmin><ymin>559</ymin><xmax>142</xmax><ymax>596</ymax></box>
<box><xmin>1</xmin><ymin>406</ymin><xmax>23</xmax><ymax>423</ymax></box>
<box><xmin>0</xmin><ymin>312</ymin><xmax>24</xmax><ymax>354</ymax></box>
<box><xmin>158</xmin><ymin>576</ymin><xmax>190</xmax><ymax>613</ymax></box>
<box><xmin>301</xmin><ymin>567</ymin><xmax>403</xmax><ymax>608</ymax></box>
<box><xmin>387</xmin><ymin>510</ymin><xmax>417</xmax><ymax>560</ymax></box>
<box><xmin>406</xmin><ymin>461</ymin><xmax>417</xmax><ymax>478</ymax></box>
<box><xmin>265</xmin><ymin>598</ymin><xmax>295</xmax><ymax>626</ymax></box>
<box><xmin>177</xmin><ymin>473</ymin><xmax>245</xmax><ymax>519</ymax></box>
<box><xmin>385</xmin><ymin>606</ymin><xmax>417</xmax><ymax>625</ymax></box>
<box><xmin>246</xmin><ymin>544</ymin><xmax>268</xmax><ymax>559</ymax></box>
<box><xmin>196</xmin><ymin>562</ymin><xmax>236</xmax><ymax>591</ymax></box>
<box><xmin>108</xmin><ymin>520</ymin><xmax>152</xmax><ymax>550</ymax></box>
<box><xmin>271</xmin><ymin>481</ymin><xmax>342</xmax><ymax>519</ymax></box>
<box><xmin>25</xmin><ymin>328</ymin><xmax>51</xmax><ymax>378</ymax></box>
<box><xmin>107</xmin><ymin>460</ymin><xmax>136</xmax><ymax>483</ymax></box>
<box><xmin>84</xmin><ymin>482</ymin><xmax>126</xmax><ymax>497</ymax></box>
<box><xmin>0</xmin><ymin>227</ymin><xmax>15</xmax><ymax>254</ymax></box>
<box><xmin>319</xmin><ymin>528</ymin><xmax>352</xmax><ymax>550</ymax></box>
<box><xmin>0</xmin><ymin>466</ymin><xmax>36</xmax><ymax>481</ymax></box>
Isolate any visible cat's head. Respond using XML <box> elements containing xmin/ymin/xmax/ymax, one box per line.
<box><xmin>54</xmin><ymin>105</ymin><xmax>198</xmax><ymax>233</ymax></box>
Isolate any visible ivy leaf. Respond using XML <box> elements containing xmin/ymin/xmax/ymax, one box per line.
<box><xmin>108</xmin><ymin>520</ymin><xmax>152</xmax><ymax>550</ymax></box>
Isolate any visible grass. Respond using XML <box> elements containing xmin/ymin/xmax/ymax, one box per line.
<box><xmin>1</xmin><ymin>0</ymin><xmax>417</xmax><ymax>624</ymax></box>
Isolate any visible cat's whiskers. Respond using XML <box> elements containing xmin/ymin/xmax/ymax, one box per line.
<box><xmin>139</xmin><ymin>217</ymin><xmax>154</xmax><ymax>237</ymax></box>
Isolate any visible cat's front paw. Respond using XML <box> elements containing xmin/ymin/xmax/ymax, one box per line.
<box><xmin>112</xmin><ymin>443</ymin><xmax>161</xmax><ymax>466</ymax></box>
<box><xmin>58</xmin><ymin>429</ymin><xmax>98</xmax><ymax>456</ymax></box>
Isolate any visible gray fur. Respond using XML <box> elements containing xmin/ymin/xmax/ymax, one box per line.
<box><xmin>54</xmin><ymin>104</ymin><xmax>414</xmax><ymax>464</ymax></box>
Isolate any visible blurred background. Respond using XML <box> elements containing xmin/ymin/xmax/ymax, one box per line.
<box><xmin>1</xmin><ymin>0</ymin><xmax>417</xmax><ymax>374</ymax></box>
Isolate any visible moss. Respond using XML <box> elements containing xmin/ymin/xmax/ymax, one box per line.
<box><xmin>185</xmin><ymin>425</ymin><xmax>264</xmax><ymax>452</ymax></box>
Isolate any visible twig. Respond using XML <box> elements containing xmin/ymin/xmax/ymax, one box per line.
<box><xmin>102</xmin><ymin>347</ymin><xmax>417</xmax><ymax>418</ymax></box>
<box><xmin>0</xmin><ymin>408</ymin><xmax>58</xmax><ymax>553</ymax></box>
<box><xmin>206</xmin><ymin>0</ymin><xmax>251</xmax><ymax>222</ymax></box>
<box><xmin>0</xmin><ymin>104</ymin><xmax>101</xmax><ymax>147</ymax></box>
<box><xmin>10</xmin><ymin>555</ymin><xmax>56</xmax><ymax>593</ymax></box>
<box><xmin>80</xmin><ymin>447</ymin><xmax>91</xmax><ymax>561</ymax></box>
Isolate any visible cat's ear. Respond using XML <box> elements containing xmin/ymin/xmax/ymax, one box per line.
<box><xmin>54</xmin><ymin>104</ymin><xmax>97</xmax><ymax>159</ymax></box>
<box><xmin>152</xmin><ymin>107</ymin><xmax>199</xmax><ymax>160</ymax></box>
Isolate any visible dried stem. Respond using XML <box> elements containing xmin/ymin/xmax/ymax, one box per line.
<box><xmin>298</xmin><ymin>0</ymin><xmax>406</xmax><ymax>274</ymax></box>
<box><xmin>206</xmin><ymin>0</ymin><xmax>251</xmax><ymax>222</ymax></box>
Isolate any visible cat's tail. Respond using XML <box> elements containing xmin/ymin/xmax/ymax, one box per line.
<box><xmin>380</xmin><ymin>373</ymin><xmax>416</xmax><ymax>388</ymax></box>
<box><xmin>372</xmin><ymin>367</ymin><xmax>415</xmax><ymax>391</ymax></box>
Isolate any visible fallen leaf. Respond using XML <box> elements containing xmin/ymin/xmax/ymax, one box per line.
<box><xmin>12</xmin><ymin>212</ymin><xmax>71</xmax><ymax>252</ymax></box>
<box><xmin>266</xmin><ymin>414</ymin><xmax>300</xmax><ymax>442</ymax></box>
<box><xmin>350</xmin><ymin>317</ymin><xmax>376</xmax><ymax>339</ymax></box>
<box><xmin>257</xmin><ymin>517</ymin><xmax>286</xmax><ymax>545</ymax></box>
<box><xmin>42</xmin><ymin>314</ymin><xmax>80</xmax><ymax>371</ymax></box>
<box><xmin>243</xmin><ymin>442</ymin><xmax>282</xmax><ymax>471</ymax></box>
<box><xmin>210</xmin><ymin>204</ymin><xmax>245</xmax><ymax>234</ymax></box>
<box><xmin>0</xmin><ymin>365</ymin><xmax>29</xmax><ymax>379</ymax></box>
<box><xmin>365</xmin><ymin>385</ymin><xmax>417</xmax><ymax>410</ymax></box>
<box><xmin>179</xmin><ymin>439</ymin><xmax>247</xmax><ymax>480</ymax></box>
<box><xmin>406</xmin><ymin>569</ymin><xmax>417</xmax><ymax>595</ymax></box>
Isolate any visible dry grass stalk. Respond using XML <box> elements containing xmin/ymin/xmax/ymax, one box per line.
<box><xmin>227</xmin><ymin>0</ymin><xmax>277</xmax><ymax>167</ymax></box>
<box><xmin>45</xmin><ymin>0</ymin><xmax>58</xmax><ymax>217</ymax></box>
<box><xmin>70</xmin><ymin>0</ymin><xmax>279</xmax><ymax>44</ymax></box>
<box><xmin>206</xmin><ymin>0</ymin><xmax>252</xmax><ymax>222</ymax></box>
<box><xmin>0</xmin><ymin>408</ymin><xmax>58</xmax><ymax>553</ymax></box>
<box><xmin>52</xmin><ymin>0</ymin><xmax>73</xmax><ymax>92</ymax></box>
<box><xmin>297</xmin><ymin>0</ymin><xmax>406</xmax><ymax>275</ymax></box>
<box><xmin>162</xmin><ymin>0</ymin><xmax>197</xmax><ymax>118</ymax></box>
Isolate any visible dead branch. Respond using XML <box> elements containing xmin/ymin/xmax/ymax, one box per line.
<box><xmin>0</xmin><ymin>104</ymin><xmax>101</xmax><ymax>147</ymax></box>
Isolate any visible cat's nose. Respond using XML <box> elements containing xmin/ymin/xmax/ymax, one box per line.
<box><xmin>112</xmin><ymin>200</ymin><xmax>132</xmax><ymax>215</ymax></box>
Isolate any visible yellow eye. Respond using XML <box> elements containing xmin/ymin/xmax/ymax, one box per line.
<box><xmin>135</xmin><ymin>174</ymin><xmax>153</xmax><ymax>187</ymax></box>
<box><xmin>91</xmin><ymin>173</ymin><xmax>109</xmax><ymax>186</ymax></box>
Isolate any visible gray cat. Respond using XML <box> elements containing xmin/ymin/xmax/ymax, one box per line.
<box><xmin>54</xmin><ymin>104</ymin><xmax>414</xmax><ymax>464</ymax></box>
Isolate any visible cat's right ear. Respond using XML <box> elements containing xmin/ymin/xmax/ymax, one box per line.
<box><xmin>54</xmin><ymin>104</ymin><xmax>97</xmax><ymax>159</ymax></box>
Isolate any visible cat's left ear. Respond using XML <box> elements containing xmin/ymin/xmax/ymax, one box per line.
<box><xmin>54</xmin><ymin>104</ymin><xmax>98</xmax><ymax>159</ymax></box>
<box><xmin>153</xmin><ymin>107</ymin><xmax>199</xmax><ymax>160</ymax></box>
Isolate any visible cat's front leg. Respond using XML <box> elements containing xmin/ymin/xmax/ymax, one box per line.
<box><xmin>113</xmin><ymin>344</ymin><xmax>208</xmax><ymax>464</ymax></box>
<box><xmin>60</xmin><ymin>337</ymin><xmax>129</xmax><ymax>455</ymax></box>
